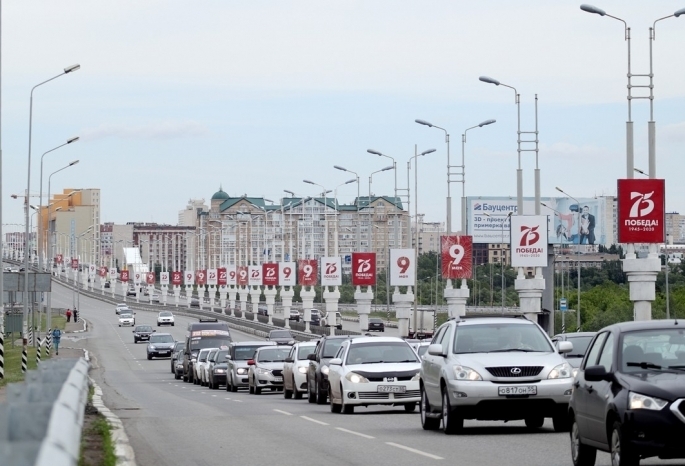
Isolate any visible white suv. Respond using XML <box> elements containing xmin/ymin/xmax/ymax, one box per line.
<box><xmin>419</xmin><ymin>316</ymin><xmax>574</xmax><ymax>434</ymax></box>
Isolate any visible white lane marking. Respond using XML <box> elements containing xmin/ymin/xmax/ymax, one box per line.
<box><xmin>336</xmin><ymin>427</ymin><xmax>374</xmax><ymax>439</ymax></box>
<box><xmin>233</xmin><ymin>400</ymin><xmax>243</xmax><ymax>403</ymax></box>
<box><xmin>212</xmin><ymin>395</ymin><xmax>217</xmax><ymax>397</ymax></box>
<box><xmin>300</xmin><ymin>416</ymin><xmax>329</xmax><ymax>426</ymax></box>
<box><xmin>225</xmin><ymin>397</ymin><xmax>232</xmax><ymax>400</ymax></box>
<box><xmin>273</xmin><ymin>409</ymin><xmax>292</xmax><ymax>416</ymax></box>
<box><xmin>385</xmin><ymin>443</ymin><xmax>443</xmax><ymax>460</ymax></box>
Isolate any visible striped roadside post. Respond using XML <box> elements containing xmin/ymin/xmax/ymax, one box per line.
<box><xmin>0</xmin><ymin>324</ymin><xmax>4</xmax><ymax>380</ymax></box>
<box><xmin>45</xmin><ymin>328</ymin><xmax>52</xmax><ymax>356</ymax></box>
<box><xmin>36</xmin><ymin>338</ymin><xmax>42</xmax><ymax>366</ymax></box>
<box><xmin>21</xmin><ymin>344</ymin><xmax>28</xmax><ymax>373</ymax></box>
<box><xmin>28</xmin><ymin>327</ymin><xmax>33</xmax><ymax>346</ymax></box>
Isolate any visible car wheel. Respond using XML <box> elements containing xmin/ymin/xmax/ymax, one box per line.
<box><xmin>420</xmin><ymin>386</ymin><xmax>440</xmax><ymax>430</ymax></box>
<box><xmin>404</xmin><ymin>402</ymin><xmax>417</xmax><ymax>413</ymax></box>
<box><xmin>525</xmin><ymin>416</ymin><xmax>545</xmax><ymax>429</ymax></box>
<box><xmin>147</xmin><ymin>354</ymin><xmax>152</xmax><ymax>360</ymax></box>
<box><xmin>330</xmin><ymin>386</ymin><xmax>342</xmax><ymax>413</ymax></box>
<box><xmin>249</xmin><ymin>381</ymin><xmax>255</xmax><ymax>394</ymax></box>
<box><xmin>172</xmin><ymin>323</ymin><xmax>175</xmax><ymax>326</ymax></box>
<box><xmin>610</xmin><ymin>421</ymin><xmax>638</xmax><ymax>466</ymax></box>
<box><xmin>341</xmin><ymin>392</ymin><xmax>354</xmax><ymax>415</ymax></box>
<box><xmin>570</xmin><ymin>416</ymin><xmax>597</xmax><ymax>466</ymax></box>
<box><xmin>441</xmin><ymin>387</ymin><xmax>463</xmax><ymax>435</ymax></box>
<box><xmin>307</xmin><ymin>377</ymin><xmax>317</xmax><ymax>404</ymax></box>
<box><xmin>226</xmin><ymin>375</ymin><xmax>232</xmax><ymax>392</ymax></box>
<box><xmin>316</xmin><ymin>380</ymin><xmax>328</xmax><ymax>405</ymax></box>
<box><xmin>553</xmin><ymin>409</ymin><xmax>572</xmax><ymax>432</ymax></box>
<box><xmin>183</xmin><ymin>374</ymin><xmax>188</xmax><ymax>382</ymax></box>
<box><xmin>254</xmin><ymin>380</ymin><xmax>262</xmax><ymax>395</ymax></box>
<box><xmin>284</xmin><ymin>384</ymin><xmax>293</xmax><ymax>399</ymax></box>
<box><xmin>175</xmin><ymin>371</ymin><xmax>181</xmax><ymax>380</ymax></box>
<box><xmin>230</xmin><ymin>376</ymin><xmax>238</xmax><ymax>392</ymax></box>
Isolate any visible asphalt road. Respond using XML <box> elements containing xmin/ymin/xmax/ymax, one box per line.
<box><xmin>48</xmin><ymin>280</ymin><xmax>685</xmax><ymax>466</ymax></box>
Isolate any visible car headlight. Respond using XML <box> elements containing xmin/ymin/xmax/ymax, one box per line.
<box><xmin>548</xmin><ymin>363</ymin><xmax>573</xmax><ymax>379</ymax></box>
<box><xmin>237</xmin><ymin>368</ymin><xmax>248</xmax><ymax>375</ymax></box>
<box><xmin>176</xmin><ymin>363</ymin><xmax>183</xmax><ymax>368</ymax></box>
<box><xmin>411</xmin><ymin>372</ymin><xmax>421</xmax><ymax>381</ymax></box>
<box><xmin>629</xmin><ymin>391</ymin><xmax>668</xmax><ymax>411</ymax></box>
<box><xmin>288</xmin><ymin>340</ymin><xmax>295</xmax><ymax>345</ymax></box>
<box><xmin>298</xmin><ymin>366</ymin><xmax>308</xmax><ymax>374</ymax></box>
<box><xmin>453</xmin><ymin>365</ymin><xmax>482</xmax><ymax>381</ymax></box>
<box><xmin>149</xmin><ymin>345</ymin><xmax>156</xmax><ymax>350</ymax></box>
<box><xmin>215</xmin><ymin>369</ymin><xmax>226</xmax><ymax>374</ymax></box>
<box><xmin>345</xmin><ymin>372</ymin><xmax>369</xmax><ymax>384</ymax></box>
<box><xmin>321</xmin><ymin>365</ymin><xmax>329</xmax><ymax>375</ymax></box>
<box><xmin>257</xmin><ymin>368</ymin><xmax>271</xmax><ymax>375</ymax></box>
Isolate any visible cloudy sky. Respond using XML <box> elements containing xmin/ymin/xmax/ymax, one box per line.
<box><xmin>1</xmin><ymin>1</ymin><xmax>684</xmax><ymax>232</ymax></box>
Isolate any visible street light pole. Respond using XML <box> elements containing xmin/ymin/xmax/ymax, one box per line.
<box><xmin>333</xmin><ymin>165</ymin><xmax>361</xmax><ymax>251</ymax></box>
<box><xmin>367</xmin><ymin>150</ymin><xmax>399</xmax><ymax>248</ymax></box>
<box><xmin>501</xmin><ymin>212</ymin><xmax>513</xmax><ymax>312</ymax></box>
<box><xmin>368</xmin><ymin>165</ymin><xmax>394</xmax><ymax>254</ymax></box>
<box><xmin>414</xmin><ymin>121</ymin><xmax>452</xmax><ymax>234</ymax></box>
<box><xmin>556</xmin><ymin>187</ymin><xmax>582</xmax><ymax>331</ymax></box>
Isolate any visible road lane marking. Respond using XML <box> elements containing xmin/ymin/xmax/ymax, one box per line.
<box><xmin>300</xmin><ymin>416</ymin><xmax>329</xmax><ymax>426</ymax></box>
<box><xmin>336</xmin><ymin>427</ymin><xmax>374</xmax><ymax>439</ymax></box>
<box><xmin>212</xmin><ymin>395</ymin><xmax>217</xmax><ymax>397</ymax></box>
<box><xmin>225</xmin><ymin>397</ymin><xmax>232</xmax><ymax>400</ymax></box>
<box><xmin>273</xmin><ymin>409</ymin><xmax>292</xmax><ymax>416</ymax></box>
<box><xmin>233</xmin><ymin>400</ymin><xmax>243</xmax><ymax>403</ymax></box>
<box><xmin>385</xmin><ymin>443</ymin><xmax>443</xmax><ymax>460</ymax></box>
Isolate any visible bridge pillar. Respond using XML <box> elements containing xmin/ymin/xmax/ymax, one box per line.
<box><xmin>249</xmin><ymin>286</ymin><xmax>261</xmax><ymax>321</ymax></box>
<box><xmin>264</xmin><ymin>286</ymin><xmax>277</xmax><ymax>325</ymax></box>
<box><xmin>280</xmin><ymin>286</ymin><xmax>294</xmax><ymax>329</ymax></box>
<box><xmin>623</xmin><ymin>245</ymin><xmax>660</xmax><ymax>321</ymax></box>
<box><xmin>300</xmin><ymin>286</ymin><xmax>316</xmax><ymax>333</ymax></box>
<box><xmin>354</xmin><ymin>286</ymin><xmax>374</xmax><ymax>333</ymax></box>
<box><xmin>324</xmin><ymin>286</ymin><xmax>341</xmax><ymax>336</ymax></box>
<box><xmin>514</xmin><ymin>267</ymin><xmax>545</xmax><ymax>322</ymax></box>
<box><xmin>393</xmin><ymin>286</ymin><xmax>414</xmax><ymax>338</ymax></box>
<box><xmin>444</xmin><ymin>279</ymin><xmax>469</xmax><ymax>319</ymax></box>
<box><xmin>238</xmin><ymin>286</ymin><xmax>249</xmax><ymax>316</ymax></box>
<box><xmin>228</xmin><ymin>285</ymin><xmax>238</xmax><ymax>315</ymax></box>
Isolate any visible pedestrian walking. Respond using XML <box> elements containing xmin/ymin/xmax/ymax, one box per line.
<box><xmin>66</xmin><ymin>309</ymin><xmax>72</xmax><ymax>323</ymax></box>
<box><xmin>51</xmin><ymin>328</ymin><xmax>62</xmax><ymax>355</ymax></box>
<box><xmin>74</xmin><ymin>309</ymin><xmax>79</xmax><ymax>322</ymax></box>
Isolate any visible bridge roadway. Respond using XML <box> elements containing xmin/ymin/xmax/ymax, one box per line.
<box><xmin>50</xmin><ymin>280</ymin><xmax>675</xmax><ymax>466</ymax></box>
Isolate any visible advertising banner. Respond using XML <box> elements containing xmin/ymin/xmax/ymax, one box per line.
<box><xmin>237</xmin><ymin>266</ymin><xmax>249</xmax><ymax>286</ymax></box>
<box><xmin>227</xmin><ymin>265</ymin><xmax>237</xmax><ymax>286</ymax></box>
<box><xmin>279</xmin><ymin>262</ymin><xmax>296</xmax><ymax>287</ymax></box>
<box><xmin>88</xmin><ymin>264</ymin><xmax>96</xmax><ymax>276</ymax></box>
<box><xmin>56</xmin><ymin>254</ymin><xmax>63</xmax><ymax>264</ymax></box>
<box><xmin>617</xmin><ymin>179</ymin><xmax>665</xmax><ymax>243</ymax></box>
<box><xmin>171</xmin><ymin>271</ymin><xmax>183</xmax><ymax>286</ymax></box>
<box><xmin>217</xmin><ymin>267</ymin><xmax>228</xmax><ymax>286</ymax></box>
<box><xmin>99</xmin><ymin>266</ymin><xmax>107</xmax><ymax>278</ymax></box>
<box><xmin>321</xmin><ymin>256</ymin><xmax>342</xmax><ymax>286</ymax></box>
<box><xmin>146</xmin><ymin>272</ymin><xmax>156</xmax><ymax>285</ymax></box>
<box><xmin>120</xmin><ymin>270</ymin><xmax>129</xmax><ymax>282</ymax></box>
<box><xmin>248</xmin><ymin>265</ymin><xmax>262</xmax><ymax>286</ymax></box>
<box><xmin>297</xmin><ymin>259</ymin><xmax>318</xmax><ymax>286</ymax></box>
<box><xmin>351</xmin><ymin>252</ymin><xmax>376</xmax><ymax>286</ymax></box>
<box><xmin>468</xmin><ymin>196</ymin><xmax>610</xmax><ymax>246</ymax></box>
<box><xmin>389</xmin><ymin>249</ymin><xmax>416</xmax><ymax>286</ymax></box>
<box><xmin>195</xmin><ymin>270</ymin><xmax>207</xmax><ymax>286</ymax></box>
<box><xmin>134</xmin><ymin>272</ymin><xmax>142</xmax><ymax>284</ymax></box>
<box><xmin>109</xmin><ymin>269</ymin><xmax>118</xmax><ymax>281</ymax></box>
<box><xmin>184</xmin><ymin>270</ymin><xmax>194</xmax><ymax>286</ymax></box>
<box><xmin>71</xmin><ymin>258</ymin><xmax>79</xmax><ymax>270</ymax></box>
<box><xmin>510</xmin><ymin>215</ymin><xmax>549</xmax><ymax>267</ymax></box>
<box><xmin>262</xmin><ymin>263</ymin><xmax>279</xmax><ymax>286</ymax></box>
<box><xmin>160</xmin><ymin>272</ymin><xmax>169</xmax><ymax>285</ymax></box>
<box><xmin>441</xmin><ymin>236</ymin><xmax>473</xmax><ymax>280</ymax></box>
<box><xmin>207</xmin><ymin>268</ymin><xmax>218</xmax><ymax>286</ymax></box>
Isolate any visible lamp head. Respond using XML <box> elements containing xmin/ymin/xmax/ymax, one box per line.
<box><xmin>381</xmin><ymin>165</ymin><xmax>394</xmax><ymax>171</ymax></box>
<box><xmin>333</xmin><ymin>165</ymin><xmax>347</xmax><ymax>172</ymax></box>
<box><xmin>414</xmin><ymin>119</ymin><xmax>433</xmax><ymax>127</ymax></box>
<box><xmin>479</xmin><ymin>119</ymin><xmax>496</xmax><ymax>127</ymax></box>
<box><xmin>64</xmin><ymin>64</ymin><xmax>81</xmax><ymax>74</ymax></box>
<box><xmin>479</xmin><ymin>76</ymin><xmax>500</xmax><ymax>86</ymax></box>
<box><xmin>284</xmin><ymin>189</ymin><xmax>295</xmax><ymax>196</ymax></box>
<box><xmin>303</xmin><ymin>180</ymin><xmax>315</xmax><ymax>185</ymax></box>
<box><xmin>675</xmin><ymin>7</ymin><xmax>685</xmax><ymax>17</ymax></box>
<box><xmin>580</xmin><ymin>4</ymin><xmax>606</xmax><ymax>16</ymax></box>
<box><xmin>345</xmin><ymin>178</ymin><xmax>356</xmax><ymax>185</ymax></box>
<box><xmin>69</xmin><ymin>160</ymin><xmax>80</xmax><ymax>166</ymax></box>
<box><xmin>420</xmin><ymin>148</ymin><xmax>436</xmax><ymax>156</ymax></box>
<box><xmin>367</xmin><ymin>149</ymin><xmax>382</xmax><ymax>156</ymax></box>
<box><xmin>67</xmin><ymin>136</ymin><xmax>80</xmax><ymax>144</ymax></box>
<box><xmin>555</xmin><ymin>186</ymin><xmax>564</xmax><ymax>193</ymax></box>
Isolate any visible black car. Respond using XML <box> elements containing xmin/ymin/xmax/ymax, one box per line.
<box><xmin>553</xmin><ymin>331</ymin><xmax>597</xmax><ymax>371</ymax></box>
<box><xmin>208</xmin><ymin>348</ymin><xmax>229</xmax><ymax>389</ymax></box>
<box><xmin>257</xmin><ymin>305</ymin><xmax>269</xmax><ymax>316</ymax></box>
<box><xmin>368</xmin><ymin>317</ymin><xmax>385</xmax><ymax>332</ymax></box>
<box><xmin>133</xmin><ymin>325</ymin><xmax>155</xmax><ymax>343</ymax></box>
<box><xmin>308</xmin><ymin>309</ymin><xmax>321</xmax><ymax>326</ymax></box>
<box><xmin>569</xmin><ymin>320</ymin><xmax>685</xmax><ymax>466</ymax></box>
<box><xmin>306</xmin><ymin>335</ymin><xmax>352</xmax><ymax>405</ymax></box>
<box><xmin>267</xmin><ymin>330</ymin><xmax>295</xmax><ymax>346</ymax></box>
<box><xmin>104</xmin><ymin>281</ymin><xmax>111</xmax><ymax>288</ymax></box>
<box><xmin>147</xmin><ymin>333</ymin><xmax>176</xmax><ymax>359</ymax></box>
<box><xmin>170</xmin><ymin>341</ymin><xmax>185</xmax><ymax>374</ymax></box>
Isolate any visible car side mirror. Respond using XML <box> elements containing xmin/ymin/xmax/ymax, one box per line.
<box><xmin>225</xmin><ymin>355</ymin><xmax>231</xmax><ymax>360</ymax></box>
<box><xmin>329</xmin><ymin>358</ymin><xmax>342</xmax><ymax>366</ymax></box>
<box><xmin>285</xmin><ymin>357</ymin><xmax>294</xmax><ymax>363</ymax></box>
<box><xmin>584</xmin><ymin>365</ymin><xmax>612</xmax><ymax>382</ymax></box>
<box><xmin>307</xmin><ymin>354</ymin><xmax>317</xmax><ymax>361</ymax></box>
<box><xmin>247</xmin><ymin>359</ymin><xmax>255</xmax><ymax>366</ymax></box>
<box><xmin>266</xmin><ymin>338</ymin><xmax>270</xmax><ymax>341</ymax></box>
<box><xmin>153</xmin><ymin>329</ymin><xmax>156</xmax><ymax>333</ymax></box>
<box><xmin>132</xmin><ymin>330</ymin><xmax>135</xmax><ymax>333</ymax></box>
<box><xmin>557</xmin><ymin>341</ymin><xmax>573</xmax><ymax>354</ymax></box>
<box><xmin>427</xmin><ymin>344</ymin><xmax>446</xmax><ymax>357</ymax></box>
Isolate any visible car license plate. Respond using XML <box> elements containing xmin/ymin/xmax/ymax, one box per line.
<box><xmin>498</xmin><ymin>385</ymin><xmax>537</xmax><ymax>396</ymax></box>
<box><xmin>273</xmin><ymin>377</ymin><xmax>283</xmax><ymax>382</ymax></box>
<box><xmin>377</xmin><ymin>385</ymin><xmax>406</xmax><ymax>393</ymax></box>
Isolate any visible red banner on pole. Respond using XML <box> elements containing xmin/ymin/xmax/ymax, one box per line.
<box><xmin>195</xmin><ymin>269</ymin><xmax>207</xmax><ymax>285</ymax></box>
<box><xmin>237</xmin><ymin>266</ymin><xmax>249</xmax><ymax>286</ymax></box>
<box><xmin>351</xmin><ymin>252</ymin><xmax>376</xmax><ymax>286</ymax></box>
<box><xmin>297</xmin><ymin>259</ymin><xmax>318</xmax><ymax>286</ymax></box>
<box><xmin>217</xmin><ymin>267</ymin><xmax>227</xmax><ymax>286</ymax></box>
<box><xmin>171</xmin><ymin>271</ymin><xmax>182</xmax><ymax>286</ymax></box>
<box><xmin>120</xmin><ymin>270</ymin><xmax>129</xmax><ymax>282</ymax></box>
<box><xmin>617</xmin><ymin>179</ymin><xmax>665</xmax><ymax>243</ymax></box>
<box><xmin>71</xmin><ymin>258</ymin><xmax>79</xmax><ymax>270</ymax></box>
<box><xmin>99</xmin><ymin>266</ymin><xmax>107</xmax><ymax>278</ymax></box>
<box><xmin>262</xmin><ymin>263</ymin><xmax>279</xmax><ymax>286</ymax></box>
<box><xmin>441</xmin><ymin>236</ymin><xmax>473</xmax><ymax>279</ymax></box>
<box><xmin>146</xmin><ymin>272</ymin><xmax>155</xmax><ymax>285</ymax></box>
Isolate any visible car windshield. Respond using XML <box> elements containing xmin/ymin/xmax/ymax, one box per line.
<box><xmin>136</xmin><ymin>326</ymin><xmax>152</xmax><ymax>332</ymax></box>
<box><xmin>257</xmin><ymin>347</ymin><xmax>291</xmax><ymax>363</ymax></box>
<box><xmin>150</xmin><ymin>334</ymin><xmax>174</xmax><ymax>343</ymax></box>
<box><xmin>453</xmin><ymin>323</ymin><xmax>553</xmax><ymax>354</ymax></box>
<box><xmin>621</xmin><ymin>328</ymin><xmax>685</xmax><ymax>372</ymax></box>
<box><xmin>369</xmin><ymin>318</ymin><xmax>382</xmax><ymax>323</ymax></box>
<box><xmin>216</xmin><ymin>349</ymin><xmax>228</xmax><ymax>361</ymax></box>
<box><xmin>346</xmin><ymin>342</ymin><xmax>419</xmax><ymax>364</ymax></box>
<box><xmin>159</xmin><ymin>312</ymin><xmax>172</xmax><ymax>317</ymax></box>
<box><xmin>174</xmin><ymin>342</ymin><xmax>185</xmax><ymax>351</ymax></box>
<box><xmin>120</xmin><ymin>313</ymin><xmax>133</xmax><ymax>318</ymax></box>
<box><xmin>297</xmin><ymin>345</ymin><xmax>316</xmax><ymax>360</ymax></box>
<box><xmin>563</xmin><ymin>335</ymin><xmax>594</xmax><ymax>357</ymax></box>
<box><xmin>323</xmin><ymin>339</ymin><xmax>345</xmax><ymax>358</ymax></box>
<box><xmin>417</xmin><ymin>345</ymin><xmax>429</xmax><ymax>357</ymax></box>
<box><xmin>234</xmin><ymin>346</ymin><xmax>263</xmax><ymax>361</ymax></box>
<box><xmin>190</xmin><ymin>336</ymin><xmax>232</xmax><ymax>351</ymax></box>
<box><xmin>270</xmin><ymin>331</ymin><xmax>292</xmax><ymax>339</ymax></box>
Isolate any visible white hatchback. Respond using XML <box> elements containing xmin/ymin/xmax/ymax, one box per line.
<box><xmin>327</xmin><ymin>337</ymin><xmax>421</xmax><ymax>414</ymax></box>
<box><xmin>283</xmin><ymin>341</ymin><xmax>318</xmax><ymax>399</ymax></box>
<box><xmin>118</xmin><ymin>312</ymin><xmax>135</xmax><ymax>327</ymax></box>
<box><xmin>157</xmin><ymin>311</ymin><xmax>175</xmax><ymax>326</ymax></box>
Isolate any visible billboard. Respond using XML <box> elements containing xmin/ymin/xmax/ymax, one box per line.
<box><xmin>298</xmin><ymin>259</ymin><xmax>317</xmax><ymax>286</ymax></box>
<box><xmin>467</xmin><ymin>196</ymin><xmax>609</xmax><ymax>245</ymax></box>
<box><xmin>280</xmin><ymin>262</ymin><xmax>296</xmax><ymax>287</ymax></box>
<box><xmin>99</xmin><ymin>266</ymin><xmax>107</xmax><ymax>278</ymax></box>
<box><xmin>207</xmin><ymin>268</ymin><xmax>218</xmax><ymax>286</ymax></box>
<box><xmin>160</xmin><ymin>271</ymin><xmax>169</xmax><ymax>285</ymax></box>
<box><xmin>217</xmin><ymin>267</ymin><xmax>228</xmax><ymax>286</ymax></box>
<box><xmin>389</xmin><ymin>249</ymin><xmax>415</xmax><ymax>286</ymax></box>
<box><xmin>120</xmin><ymin>270</ymin><xmax>129</xmax><ymax>282</ymax></box>
<box><xmin>262</xmin><ymin>263</ymin><xmax>279</xmax><ymax>286</ymax></box>
<box><xmin>351</xmin><ymin>252</ymin><xmax>376</xmax><ymax>286</ymax></box>
<box><xmin>226</xmin><ymin>265</ymin><xmax>237</xmax><ymax>286</ymax></box>
<box><xmin>321</xmin><ymin>256</ymin><xmax>342</xmax><ymax>286</ymax></box>
<box><xmin>617</xmin><ymin>179</ymin><xmax>665</xmax><ymax>243</ymax></box>
<box><xmin>510</xmin><ymin>215</ymin><xmax>549</xmax><ymax>267</ymax></box>
<box><xmin>172</xmin><ymin>271</ymin><xmax>183</xmax><ymax>286</ymax></box>
<box><xmin>441</xmin><ymin>236</ymin><xmax>473</xmax><ymax>279</ymax></box>
<box><xmin>248</xmin><ymin>265</ymin><xmax>262</xmax><ymax>286</ymax></box>
<box><xmin>184</xmin><ymin>270</ymin><xmax>194</xmax><ymax>286</ymax></box>
<box><xmin>195</xmin><ymin>270</ymin><xmax>207</xmax><ymax>286</ymax></box>
<box><xmin>146</xmin><ymin>272</ymin><xmax>156</xmax><ymax>285</ymax></box>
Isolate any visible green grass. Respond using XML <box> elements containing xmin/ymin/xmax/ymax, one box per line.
<box><xmin>79</xmin><ymin>413</ymin><xmax>117</xmax><ymax>466</ymax></box>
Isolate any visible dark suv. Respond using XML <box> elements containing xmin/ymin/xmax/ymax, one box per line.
<box><xmin>133</xmin><ymin>325</ymin><xmax>155</xmax><ymax>343</ymax></box>
<box><xmin>306</xmin><ymin>335</ymin><xmax>352</xmax><ymax>405</ymax></box>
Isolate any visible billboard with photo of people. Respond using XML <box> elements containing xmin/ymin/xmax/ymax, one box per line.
<box><xmin>467</xmin><ymin>196</ymin><xmax>611</xmax><ymax>246</ymax></box>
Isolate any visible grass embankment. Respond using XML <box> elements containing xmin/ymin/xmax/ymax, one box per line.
<box><xmin>79</xmin><ymin>408</ymin><xmax>117</xmax><ymax>466</ymax></box>
<box><xmin>0</xmin><ymin>314</ymin><xmax>67</xmax><ymax>387</ymax></box>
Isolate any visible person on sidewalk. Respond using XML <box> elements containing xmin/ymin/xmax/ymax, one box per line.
<box><xmin>52</xmin><ymin>328</ymin><xmax>62</xmax><ymax>355</ymax></box>
<box><xmin>66</xmin><ymin>309</ymin><xmax>72</xmax><ymax>322</ymax></box>
<box><xmin>74</xmin><ymin>309</ymin><xmax>79</xmax><ymax>323</ymax></box>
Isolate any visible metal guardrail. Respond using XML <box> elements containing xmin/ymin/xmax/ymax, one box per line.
<box><xmin>0</xmin><ymin>358</ymin><xmax>90</xmax><ymax>466</ymax></box>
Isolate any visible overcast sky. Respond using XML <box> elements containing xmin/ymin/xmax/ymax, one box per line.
<box><xmin>2</xmin><ymin>1</ymin><xmax>684</xmax><ymax>233</ymax></box>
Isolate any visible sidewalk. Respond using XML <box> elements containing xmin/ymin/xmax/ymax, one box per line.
<box><xmin>64</xmin><ymin>318</ymin><xmax>88</xmax><ymax>333</ymax></box>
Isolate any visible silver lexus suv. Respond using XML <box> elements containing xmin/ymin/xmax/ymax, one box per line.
<box><xmin>419</xmin><ymin>316</ymin><xmax>574</xmax><ymax>434</ymax></box>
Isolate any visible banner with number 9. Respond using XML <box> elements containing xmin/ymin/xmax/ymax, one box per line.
<box><xmin>297</xmin><ymin>259</ymin><xmax>317</xmax><ymax>286</ymax></box>
<box><xmin>279</xmin><ymin>261</ymin><xmax>296</xmax><ymax>286</ymax></box>
<box><xmin>389</xmin><ymin>249</ymin><xmax>416</xmax><ymax>286</ymax></box>
<box><xmin>441</xmin><ymin>235</ymin><xmax>473</xmax><ymax>279</ymax></box>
